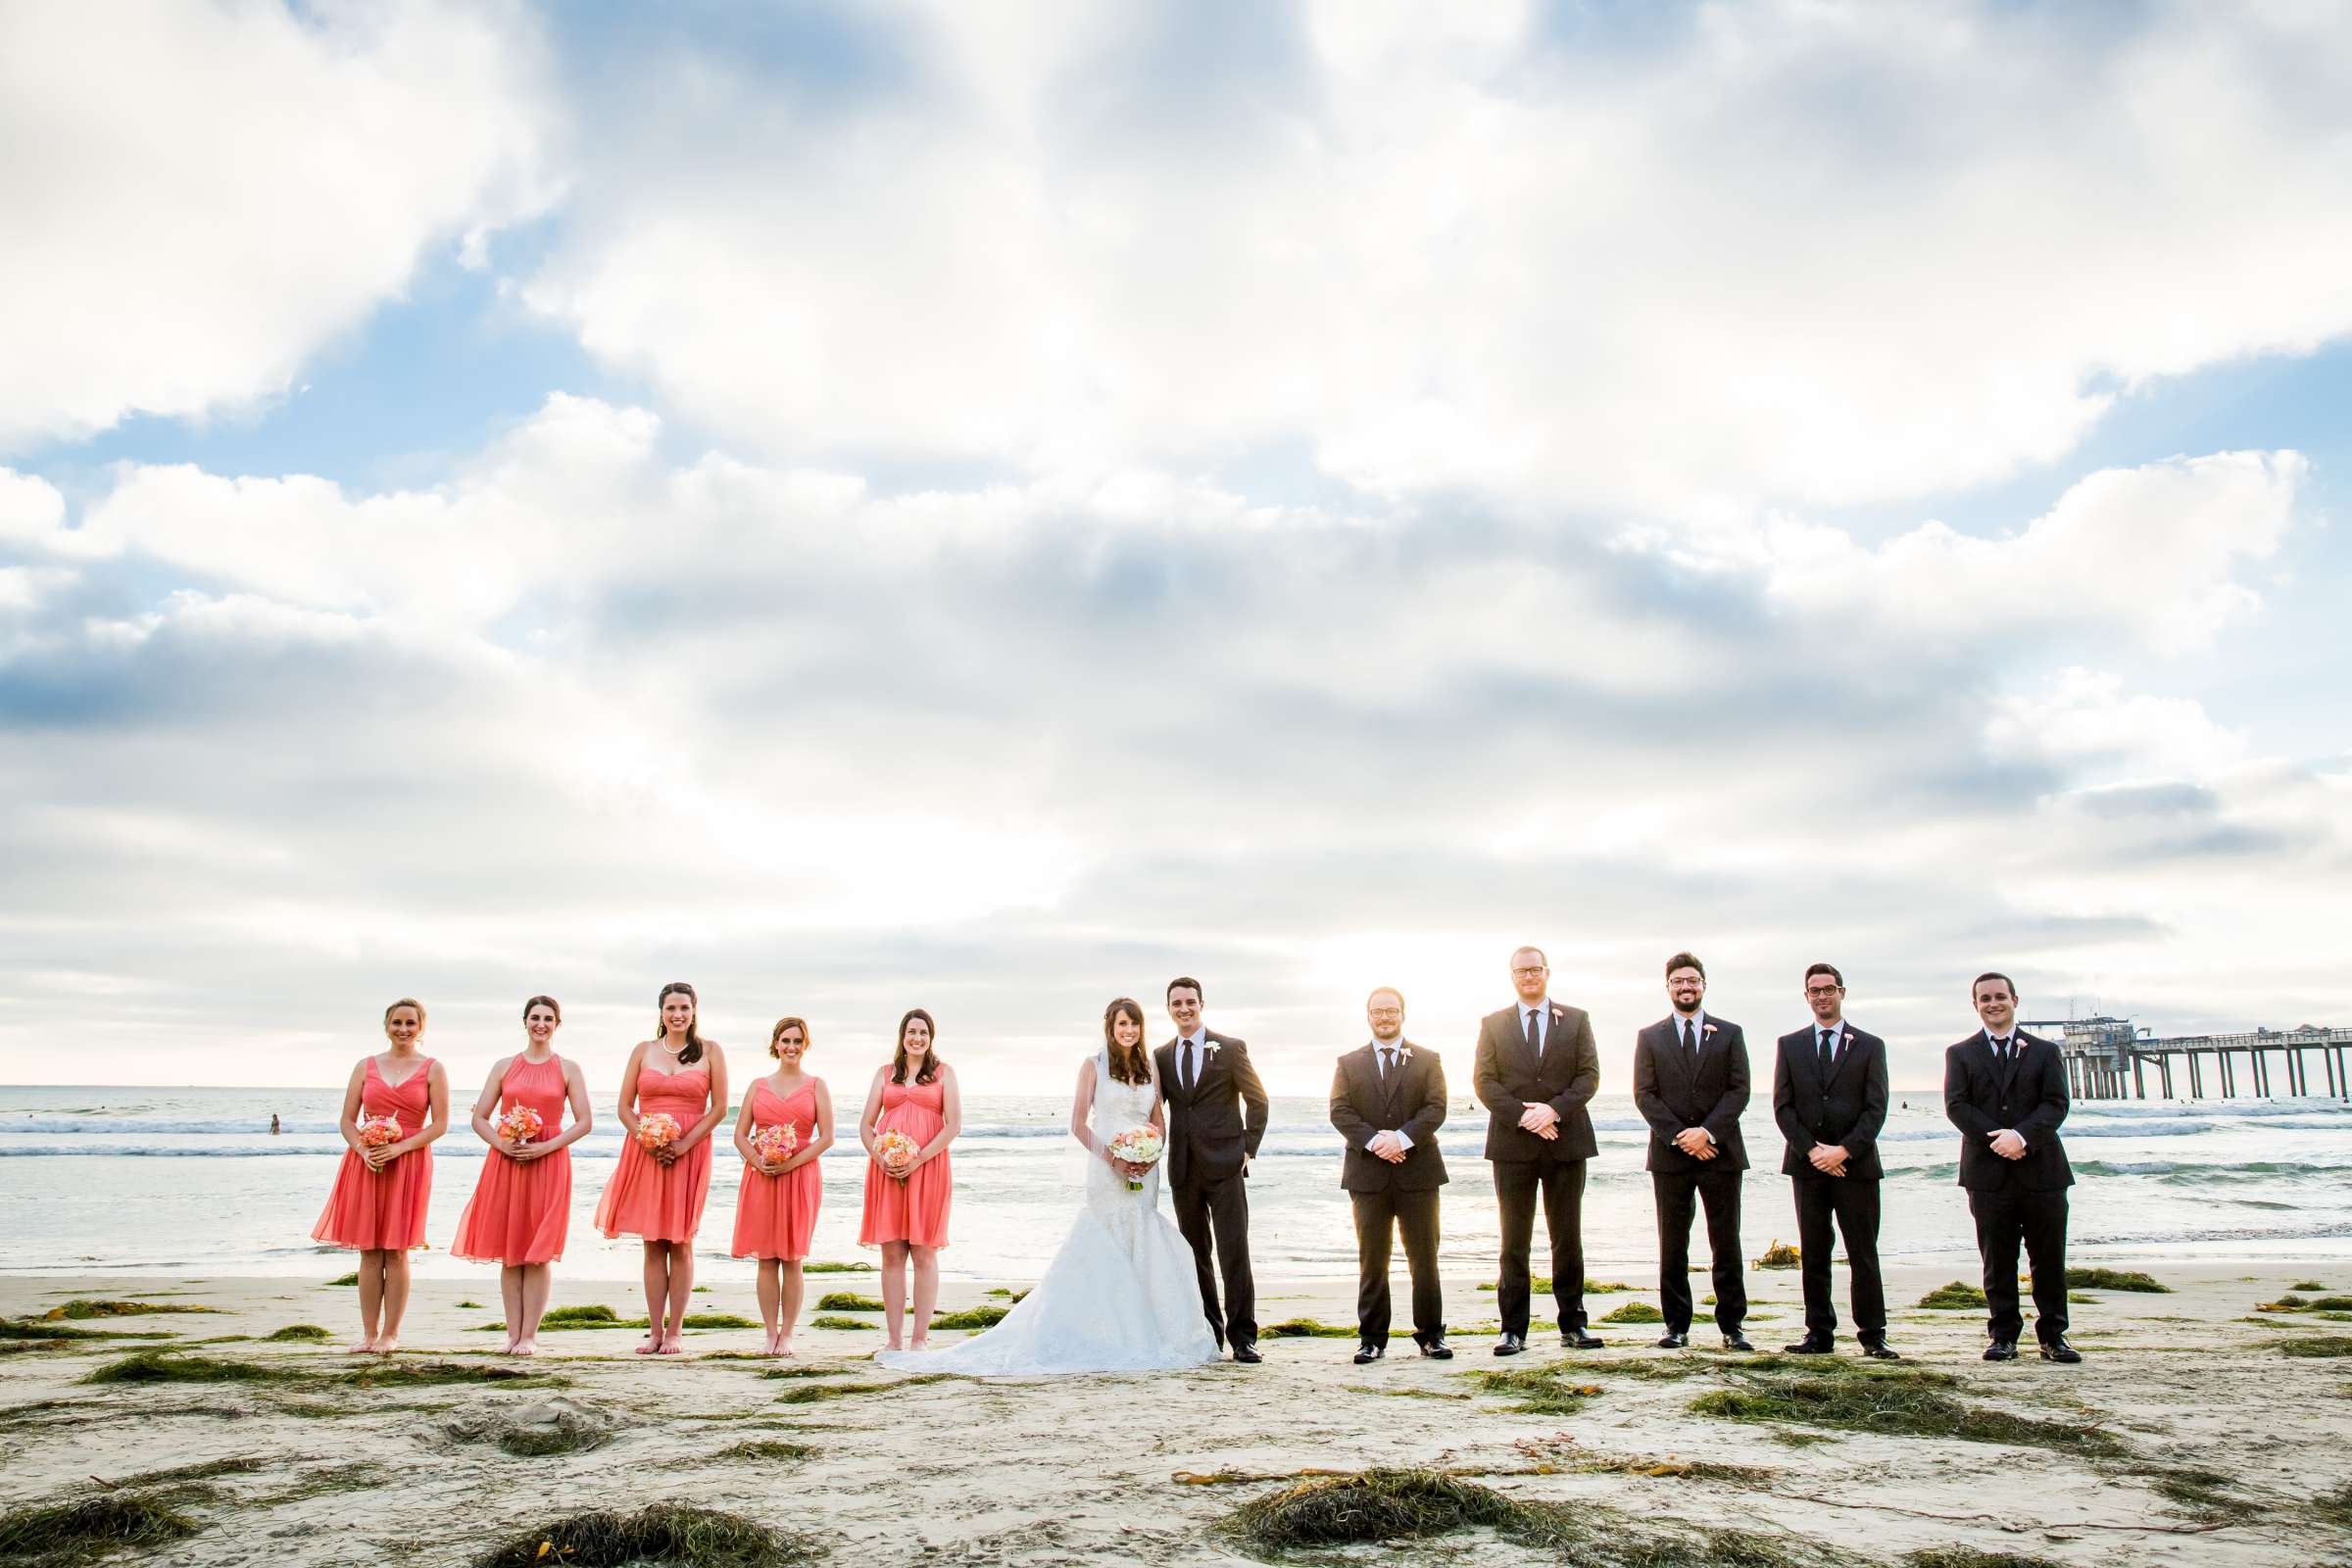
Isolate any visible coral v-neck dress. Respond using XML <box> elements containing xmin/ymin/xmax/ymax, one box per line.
<box><xmin>312</xmin><ymin>1055</ymin><xmax>435</xmax><ymax>1251</ymax></box>
<box><xmin>731</xmin><ymin>1079</ymin><xmax>823</xmax><ymax>1261</ymax></box>
<box><xmin>594</xmin><ymin>1065</ymin><xmax>714</xmax><ymax>1243</ymax></box>
<box><xmin>453</xmin><ymin>1054</ymin><xmax>572</xmax><ymax>1265</ymax></box>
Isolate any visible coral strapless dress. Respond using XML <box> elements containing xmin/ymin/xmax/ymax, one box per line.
<box><xmin>731</xmin><ymin>1079</ymin><xmax>823</xmax><ymax>1261</ymax></box>
<box><xmin>452</xmin><ymin>1054</ymin><xmax>572</xmax><ymax>1265</ymax></box>
<box><xmin>312</xmin><ymin>1055</ymin><xmax>434</xmax><ymax>1251</ymax></box>
<box><xmin>594</xmin><ymin>1066</ymin><xmax>713</xmax><ymax>1243</ymax></box>
<box><xmin>858</xmin><ymin>1076</ymin><xmax>951</xmax><ymax>1249</ymax></box>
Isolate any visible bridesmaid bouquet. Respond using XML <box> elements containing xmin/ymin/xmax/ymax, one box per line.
<box><xmin>875</xmin><ymin>1129</ymin><xmax>919</xmax><ymax>1182</ymax></box>
<box><xmin>357</xmin><ymin>1114</ymin><xmax>403</xmax><ymax>1149</ymax></box>
<box><xmin>635</xmin><ymin>1112</ymin><xmax>682</xmax><ymax>1153</ymax></box>
<box><xmin>494</xmin><ymin>1105</ymin><xmax>545</xmax><ymax>1146</ymax></box>
<box><xmin>752</xmin><ymin>1122</ymin><xmax>799</xmax><ymax>1168</ymax></box>
<box><xmin>1105</xmin><ymin>1126</ymin><xmax>1165</xmax><ymax>1191</ymax></box>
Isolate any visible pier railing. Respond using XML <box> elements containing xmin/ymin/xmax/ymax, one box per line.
<box><xmin>2026</xmin><ymin>1017</ymin><xmax>2352</xmax><ymax>1102</ymax></box>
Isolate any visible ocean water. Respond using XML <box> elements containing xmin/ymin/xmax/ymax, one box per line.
<box><xmin>3</xmin><ymin>1086</ymin><xmax>2349</xmax><ymax>1282</ymax></box>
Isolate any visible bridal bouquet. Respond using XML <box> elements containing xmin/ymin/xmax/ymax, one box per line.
<box><xmin>751</xmin><ymin>1122</ymin><xmax>800</xmax><ymax>1168</ymax></box>
<box><xmin>357</xmin><ymin>1114</ymin><xmax>403</xmax><ymax>1149</ymax></box>
<box><xmin>634</xmin><ymin>1112</ymin><xmax>681</xmax><ymax>1153</ymax></box>
<box><xmin>1106</xmin><ymin>1126</ymin><xmax>1164</xmax><ymax>1192</ymax></box>
<box><xmin>494</xmin><ymin>1105</ymin><xmax>544</xmax><ymax>1146</ymax></box>
<box><xmin>875</xmin><ymin>1129</ymin><xmax>919</xmax><ymax>1182</ymax></box>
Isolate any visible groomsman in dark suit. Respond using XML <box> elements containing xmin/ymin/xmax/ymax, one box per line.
<box><xmin>1945</xmin><ymin>971</ymin><xmax>2078</xmax><ymax>1363</ymax></box>
<box><xmin>1473</xmin><ymin>945</ymin><xmax>1603</xmax><ymax>1355</ymax></box>
<box><xmin>1154</xmin><ymin>976</ymin><xmax>1270</xmax><ymax>1361</ymax></box>
<box><xmin>1773</xmin><ymin>962</ymin><xmax>1895</xmax><ymax>1358</ymax></box>
<box><xmin>1329</xmin><ymin>987</ymin><xmax>1450</xmax><ymax>1364</ymax></box>
<box><xmin>1631</xmin><ymin>952</ymin><xmax>1751</xmax><ymax>1350</ymax></box>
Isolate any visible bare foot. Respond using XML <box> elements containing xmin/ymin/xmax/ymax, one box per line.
<box><xmin>884</xmin><ymin>1339</ymin><xmax>905</xmax><ymax>1351</ymax></box>
<box><xmin>634</xmin><ymin>1336</ymin><xmax>661</xmax><ymax>1355</ymax></box>
<box><xmin>344</xmin><ymin>1340</ymin><xmax>375</xmax><ymax>1354</ymax></box>
<box><xmin>514</xmin><ymin>1339</ymin><xmax>537</xmax><ymax>1358</ymax></box>
<box><xmin>657</xmin><ymin>1336</ymin><xmax>684</xmax><ymax>1355</ymax></box>
<box><xmin>907</xmin><ymin>1336</ymin><xmax>928</xmax><ymax>1352</ymax></box>
<box><xmin>776</xmin><ymin>1339</ymin><xmax>796</xmax><ymax>1358</ymax></box>
<box><xmin>372</xmin><ymin>1338</ymin><xmax>400</xmax><ymax>1355</ymax></box>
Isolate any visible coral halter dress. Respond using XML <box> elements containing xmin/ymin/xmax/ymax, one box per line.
<box><xmin>312</xmin><ymin>1054</ymin><xmax>435</xmax><ymax>1251</ymax></box>
<box><xmin>453</xmin><ymin>1053</ymin><xmax>572</xmax><ymax>1264</ymax></box>
<box><xmin>594</xmin><ymin>1064</ymin><xmax>714</xmax><ymax>1243</ymax></box>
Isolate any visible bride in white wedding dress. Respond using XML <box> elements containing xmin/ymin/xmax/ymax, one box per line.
<box><xmin>875</xmin><ymin>999</ymin><xmax>1218</xmax><ymax>1376</ymax></box>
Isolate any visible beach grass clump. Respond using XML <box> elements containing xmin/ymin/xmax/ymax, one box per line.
<box><xmin>1260</xmin><ymin>1317</ymin><xmax>1356</xmax><ymax>1339</ymax></box>
<box><xmin>2312</xmin><ymin>1482</ymin><xmax>2352</xmax><ymax>1527</ymax></box>
<box><xmin>760</xmin><ymin>1366</ymin><xmax>834</xmax><ymax>1380</ymax></box>
<box><xmin>44</xmin><ymin>1299</ymin><xmax>220</xmax><ymax>1322</ymax></box>
<box><xmin>772</xmin><ymin>1373</ymin><xmax>952</xmax><ymax>1404</ymax></box>
<box><xmin>2062</xmin><ymin>1268</ymin><xmax>2167</xmax><ymax>1293</ymax></box>
<box><xmin>326</xmin><ymin>1272</ymin><xmax>360</xmax><ymax>1287</ymax></box>
<box><xmin>336</xmin><ymin>1360</ymin><xmax>551</xmax><ymax>1389</ymax></box>
<box><xmin>1918</xmin><ymin>1282</ymin><xmax>1989</xmax><ymax>1309</ymax></box>
<box><xmin>802</xmin><ymin>1260</ymin><xmax>875</xmax><ymax>1273</ymax></box>
<box><xmin>716</xmin><ymin>1439</ymin><xmax>817</xmax><ymax>1463</ymax></box>
<box><xmin>264</xmin><ymin>1324</ymin><xmax>333</xmax><ymax>1343</ymax></box>
<box><xmin>543</xmin><ymin>1303</ymin><xmax>625</xmax><ymax>1328</ymax></box>
<box><xmin>814</xmin><ymin>1293</ymin><xmax>883</xmax><ymax>1311</ymax></box>
<box><xmin>456</xmin><ymin>1299</ymin><xmax>484</xmax><ymax>1309</ymax></box>
<box><xmin>2139</xmin><ymin>1467</ymin><xmax>2257</xmax><ymax>1521</ymax></box>
<box><xmin>1599</xmin><ymin>1300</ymin><xmax>1666</xmax><ymax>1325</ymax></box>
<box><xmin>0</xmin><ymin>1491</ymin><xmax>205</xmax><ymax>1565</ymax></box>
<box><xmin>81</xmin><ymin>1350</ymin><xmax>300</xmax><ymax>1387</ymax></box>
<box><xmin>681</xmin><ymin>1313</ymin><xmax>760</xmax><ymax>1330</ymax></box>
<box><xmin>806</xmin><ymin>1315</ymin><xmax>869</xmax><ymax>1331</ymax></box>
<box><xmin>1475</xmin><ymin>1278</ymin><xmax>1634</xmax><ymax>1293</ymax></box>
<box><xmin>472</xmin><ymin>1502</ymin><xmax>814</xmax><ymax>1568</ymax></box>
<box><xmin>2269</xmin><ymin>1334</ymin><xmax>2352</xmax><ymax>1358</ymax></box>
<box><xmin>3</xmin><ymin>1318</ymin><xmax>174</xmax><ymax>1343</ymax></box>
<box><xmin>1902</xmin><ymin>1550</ymin><xmax>2064</xmax><ymax>1568</ymax></box>
<box><xmin>926</xmin><ymin>1304</ymin><xmax>1007</xmax><ymax>1331</ymax></box>
<box><xmin>1753</xmin><ymin>1241</ymin><xmax>1801</xmax><ymax>1269</ymax></box>
<box><xmin>1469</xmin><ymin>1362</ymin><xmax>1603</xmax><ymax>1414</ymax></box>
<box><xmin>1689</xmin><ymin>1363</ymin><xmax>2120</xmax><ymax>1455</ymax></box>
<box><xmin>101</xmin><ymin>1457</ymin><xmax>267</xmax><ymax>1492</ymax></box>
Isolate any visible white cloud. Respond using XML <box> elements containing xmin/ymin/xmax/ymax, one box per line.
<box><xmin>0</xmin><ymin>0</ymin><xmax>562</xmax><ymax>448</ymax></box>
<box><xmin>1987</xmin><ymin>667</ymin><xmax>2249</xmax><ymax>786</ymax></box>
<box><xmin>519</xmin><ymin>0</ymin><xmax>2352</xmax><ymax>514</ymax></box>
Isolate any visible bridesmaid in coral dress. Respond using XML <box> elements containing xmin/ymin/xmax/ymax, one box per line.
<box><xmin>858</xmin><ymin>1007</ymin><xmax>961</xmax><ymax>1350</ymax></box>
<box><xmin>453</xmin><ymin>995</ymin><xmax>595</xmax><ymax>1355</ymax></box>
<box><xmin>312</xmin><ymin>999</ymin><xmax>449</xmax><ymax>1353</ymax></box>
<box><xmin>730</xmin><ymin>1015</ymin><xmax>836</xmax><ymax>1356</ymax></box>
<box><xmin>595</xmin><ymin>981</ymin><xmax>728</xmax><ymax>1355</ymax></box>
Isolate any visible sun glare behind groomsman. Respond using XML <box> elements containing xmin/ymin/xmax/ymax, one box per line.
<box><xmin>1631</xmin><ymin>953</ymin><xmax>1752</xmax><ymax>1350</ymax></box>
<box><xmin>1945</xmin><ymin>972</ymin><xmax>2079</xmax><ymax>1364</ymax></box>
<box><xmin>1329</xmin><ymin>987</ymin><xmax>1450</xmax><ymax>1365</ymax></box>
<box><xmin>1773</xmin><ymin>963</ymin><xmax>1896</xmax><ymax>1358</ymax></box>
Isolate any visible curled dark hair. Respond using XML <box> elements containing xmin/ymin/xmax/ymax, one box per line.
<box><xmin>522</xmin><ymin>995</ymin><xmax>563</xmax><ymax>1025</ymax></box>
<box><xmin>657</xmin><ymin>981</ymin><xmax>707</xmax><ymax>1067</ymax></box>
<box><xmin>892</xmin><ymin>1008</ymin><xmax>940</xmax><ymax>1086</ymax></box>
<box><xmin>1102</xmin><ymin>999</ymin><xmax>1150</xmax><ymax>1086</ymax></box>
<box><xmin>1804</xmin><ymin>962</ymin><xmax>1844</xmax><ymax>990</ymax></box>
<box><xmin>770</xmin><ymin>1016</ymin><xmax>810</xmax><ymax>1059</ymax></box>
<box><xmin>1165</xmin><ymin>976</ymin><xmax>1202</xmax><ymax>1004</ymax></box>
<box><xmin>1665</xmin><ymin>952</ymin><xmax>1705</xmax><ymax>981</ymax></box>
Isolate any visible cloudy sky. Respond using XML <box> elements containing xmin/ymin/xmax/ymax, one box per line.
<box><xmin>5</xmin><ymin>1</ymin><xmax>2349</xmax><ymax>1095</ymax></box>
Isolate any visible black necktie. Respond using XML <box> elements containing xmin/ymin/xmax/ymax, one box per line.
<box><xmin>1818</xmin><ymin>1029</ymin><xmax>1835</xmax><ymax>1074</ymax></box>
<box><xmin>1525</xmin><ymin>1008</ymin><xmax>1542</xmax><ymax>1059</ymax></box>
<box><xmin>1182</xmin><ymin>1042</ymin><xmax>1197</xmax><ymax>1092</ymax></box>
<box><xmin>1995</xmin><ymin>1036</ymin><xmax>2011</xmax><ymax>1069</ymax></box>
<box><xmin>1378</xmin><ymin>1047</ymin><xmax>1395</xmax><ymax>1081</ymax></box>
<box><xmin>1682</xmin><ymin>1019</ymin><xmax>1698</xmax><ymax>1058</ymax></box>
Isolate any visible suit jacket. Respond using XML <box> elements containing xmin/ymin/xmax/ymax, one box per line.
<box><xmin>1632</xmin><ymin>1014</ymin><xmax>1749</xmax><ymax>1173</ymax></box>
<box><xmin>1329</xmin><ymin>1039</ymin><xmax>1449</xmax><ymax>1193</ymax></box>
<box><xmin>1943</xmin><ymin>1029</ymin><xmax>2073</xmax><ymax>1193</ymax></box>
<box><xmin>1472</xmin><ymin>1001</ymin><xmax>1599</xmax><ymax>1162</ymax></box>
<box><xmin>1772</xmin><ymin>1023</ymin><xmax>1889</xmax><ymax>1181</ymax></box>
<box><xmin>1153</xmin><ymin>1030</ymin><xmax>1269</xmax><ymax>1189</ymax></box>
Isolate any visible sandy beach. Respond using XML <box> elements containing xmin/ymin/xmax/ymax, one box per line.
<box><xmin>4</xmin><ymin>1257</ymin><xmax>2348</xmax><ymax>1567</ymax></box>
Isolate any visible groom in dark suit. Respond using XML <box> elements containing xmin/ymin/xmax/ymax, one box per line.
<box><xmin>1631</xmin><ymin>952</ymin><xmax>1750</xmax><ymax>1350</ymax></box>
<box><xmin>1945</xmin><ymin>971</ymin><xmax>2078</xmax><ymax>1364</ymax></box>
<box><xmin>1155</xmin><ymin>976</ymin><xmax>1269</xmax><ymax>1361</ymax></box>
<box><xmin>1474</xmin><ymin>944</ymin><xmax>1602</xmax><ymax>1354</ymax></box>
<box><xmin>1773</xmin><ymin>961</ymin><xmax>1894</xmax><ymax>1358</ymax></box>
<box><xmin>1329</xmin><ymin>986</ymin><xmax>1449</xmax><ymax>1364</ymax></box>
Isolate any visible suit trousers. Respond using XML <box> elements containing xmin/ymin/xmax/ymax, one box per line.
<box><xmin>1351</xmin><ymin>1187</ymin><xmax>1444</xmax><ymax>1348</ymax></box>
<box><xmin>1652</xmin><ymin>1167</ymin><xmax>1745</xmax><ymax>1335</ymax></box>
<box><xmin>1792</xmin><ymin>1176</ymin><xmax>1886</xmax><ymax>1339</ymax></box>
<box><xmin>1493</xmin><ymin>1158</ymin><xmax>1587</xmax><ymax>1336</ymax></box>
<box><xmin>1969</xmin><ymin>1187</ymin><xmax>2069</xmax><ymax>1345</ymax></box>
<box><xmin>1172</xmin><ymin>1170</ymin><xmax>1256</xmax><ymax>1347</ymax></box>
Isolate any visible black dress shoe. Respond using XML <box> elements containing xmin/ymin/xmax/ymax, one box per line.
<box><xmin>1858</xmin><ymin>1336</ymin><xmax>1899</xmax><ymax>1360</ymax></box>
<box><xmin>1984</xmin><ymin>1339</ymin><xmax>2019</xmax><ymax>1361</ymax></box>
<box><xmin>1783</xmin><ymin>1335</ymin><xmax>1833</xmax><ymax>1354</ymax></box>
<box><xmin>1563</xmin><ymin>1329</ymin><xmax>1603</xmax><ymax>1349</ymax></box>
<box><xmin>1654</xmin><ymin>1331</ymin><xmax>1690</xmax><ymax>1349</ymax></box>
<box><xmin>1418</xmin><ymin>1339</ymin><xmax>1452</xmax><ymax>1360</ymax></box>
<box><xmin>2038</xmin><ymin>1337</ymin><xmax>2082</xmax><ymax>1364</ymax></box>
<box><xmin>1721</xmin><ymin>1332</ymin><xmax>1754</xmax><ymax>1352</ymax></box>
<box><xmin>1232</xmin><ymin>1342</ymin><xmax>1262</xmax><ymax>1364</ymax></box>
<box><xmin>1492</xmin><ymin>1334</ymin><xmax>1527</xmax><ymax>1356</ymax></box>
<box><xmin>1352</xmin><ymin>1342</ymin><xmax>1384</xmax><ymax>1365</ymax></box>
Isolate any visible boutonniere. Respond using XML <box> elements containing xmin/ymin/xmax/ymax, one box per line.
<box><xmin>1202</xmin><ymin>1042</ymin><xmax>1221</xmax><ymax>1057</ymax></box>
<box><xmin>1702</xmin><ymin>1023</ymin><xmax>1718</xmax><ymax>1036</ymax></box>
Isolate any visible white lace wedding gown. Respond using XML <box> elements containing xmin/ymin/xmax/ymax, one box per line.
<box><xmin>874</xmin><ymin>1051</ymin><xmax>1218</xmax><ymax>1376</ymax></box>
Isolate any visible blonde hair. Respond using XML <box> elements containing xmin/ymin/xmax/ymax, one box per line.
<box><xmin>382</xmin><ymin>998</ymin><xmax>426</xmax><ymax>1028</ymax></box>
